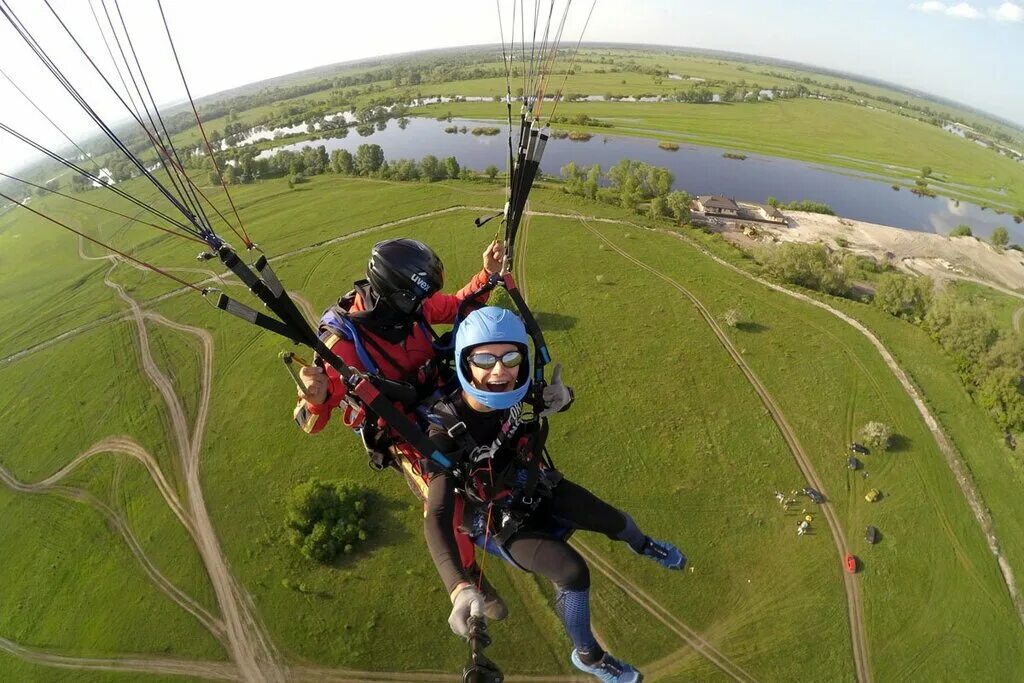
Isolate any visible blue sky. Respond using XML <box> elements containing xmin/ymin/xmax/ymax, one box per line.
<box><xmin>1</xmin><ymin>0</ymin><xmax>1022</xmax><ymax>168</ymax></box>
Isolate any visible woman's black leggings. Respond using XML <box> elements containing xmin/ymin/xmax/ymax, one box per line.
<box><xmin>502</xmin><ymin>478</ymin><xmax>642</xmax><ymax>591</ymax></box>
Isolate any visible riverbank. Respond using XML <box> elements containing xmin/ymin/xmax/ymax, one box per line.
<box><xmin>758</xmin><ymin>211</ymin><xmax>1024</xmax><ymax>291</ymax></box>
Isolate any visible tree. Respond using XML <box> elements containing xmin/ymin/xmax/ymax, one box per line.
<box><xmin>991</xmin><ymin>226</ymin><xmax>1009</xmax><ymax>247</ymax></box>
<box><xmin>330</xmin><ymin>149</ymin><xmax>354</xmax><ymax>175</ymax></box>
<box><xmin>648</xmin><ymin>195</ymin><xmax>668</xmax><ymax>219</ymax></box>
<box><xmin>950</xmin><ymin>224</ymin><xmax>973</xmax><ymax>237</ymax></box>
<box><xmin>759</xmin><ymin>242</ymin><xmax>849</xmax><ymax>296</ymax></box>
<box><xmin>443</xmin><ymin>156</ymin><xmax>460</xmax><ymax>180</ymax></box>
<box><xmin>723</xmin><ymin>309</ymin><xmax>742</xmax><ymax>328</ymax></box>
<box><xmin>419</xmin><ymin>154</ymin><xmax>445</xmax><ymax>182</ymax></box>
<box><xmin>921</xmin><ymin>166</ymin><xmax>932</xmax><ymax>178</ymax></box>
<box><xmin>391</xmin><ymin>158</ymin><xmax>419</xmax><ymax>181</ymax></box>
<box><xmin>873</xmin><ymin>273</ymin><xmax>933</xmax><ymax>321</ymax></box>
<box><xmin>485</xmin><ymin>164</ymin><xmax>499</xmax><ymax>180</ymax></box>
<box><xmin>976</xmin><ymin>366</ymin><xmax>1024</xmax><ymax>433</ymax></box>
<box><xmin>859</xmin><ymin>421</ymin><xmax>893</xmax><ymax>452</ymax></box>
<box><xmin>354</xmin><ymin>144</ymin><xmax>384</xmax><ymax>176</ymax></box>
<box><xmin>285</xmin><ymin>479</ymin><xmax>370</xmax><ymax>563</ymax></box>
<box><xmin>666</xmin><ymin>190</ymin><xmax>691</xmax><ymax>224</ymax></box>
<box><xmin>560</xmin><ymin>161</ymin><xmax>585</xmax><ymax>195</ymax></box>
<box><xmin>584</xmin><ymin>164</ymin><xmax>601</xmax><ymax>200</ymax></box>
<box><xmin>767</xmin><ymin>196</ymin><xmax>779</xmax><ymax>208</ymax></box>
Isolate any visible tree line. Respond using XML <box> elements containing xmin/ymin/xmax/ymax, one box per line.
<box><xmin>560</xmin><ymin>160</ymin><xmax>691</xmax><ymax>223</ymax></box>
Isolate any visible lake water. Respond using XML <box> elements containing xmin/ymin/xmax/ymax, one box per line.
<box><xmin>259</xmin><ymin>117</ymin><xmax>1022</xmax><ymax>242</ymax></box>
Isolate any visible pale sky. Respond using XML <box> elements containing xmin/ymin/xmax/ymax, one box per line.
<box><xmin>1</xmin><ymin>0</ymin><xmax>1022</xmax><ymax>170</ymax></box>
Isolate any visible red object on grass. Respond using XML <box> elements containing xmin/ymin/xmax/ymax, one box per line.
<box><xmin>845</xmin><ymin>553</ymin><xmax>858</xmax><ymax>574</ymax></box>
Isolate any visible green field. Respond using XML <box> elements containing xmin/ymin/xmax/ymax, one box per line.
<box><xmin>3</xmin><ymin>174</ymin><xmax>1023</xmax><ymax>680</ymax></box>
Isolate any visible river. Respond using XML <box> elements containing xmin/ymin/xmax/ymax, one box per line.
<box><xmin>258</xmin><ymin>117</ymin><xmax>1022</xmax><ymax>242</ymax></box>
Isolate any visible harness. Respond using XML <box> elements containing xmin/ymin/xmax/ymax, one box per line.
<box><xmin>427</xmin><ymin>397</ymin><xmax>558</xmax><ymax>545</ymax></box>
<box><xmin>318</xmin><ymin>291</ymin><xmax>453</xmax><ymax>471</ymax></box>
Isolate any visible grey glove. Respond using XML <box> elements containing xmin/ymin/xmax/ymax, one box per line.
<box><xmin>448</xmin><ymin>585</ymin><xmax>486</xmax><ymax>638</ymax></box>
<box><xmin>540</xmin><ymin>363</ymin><xmax>575</xmax><ymax>417</ymax></box>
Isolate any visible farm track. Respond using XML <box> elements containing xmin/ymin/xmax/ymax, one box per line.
<box><xmin>515</xmin><ymin>214</ymin><xmax>756</xmax><ymax>682</ymax></box>
<box><xmin>653</xmin><ymin>221</ymin><xmax>1024</xmax><ymax>628</ymax></box>
<box><xmin>573</xmin><ymin>216</ymin><xmax>871</xmax><ymax>683</ymax></box>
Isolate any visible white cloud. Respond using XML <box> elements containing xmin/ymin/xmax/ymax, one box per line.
<box><xmin>990</xmin><ymin>2</ymin><xmax>1024</xmax><ymax>21</ymax></box>
<box><xmin>947</xmin><ymin>2</ymin><xmax>981</xmax><ymax>17</ymax></box>
<box><xmin>911</xmin><ymin>1</ymin><xmax>948</xmax><ymax>12</ymax></box>
<box><xmin>910</xmin><ymin>1</ymin><xmax>981</xmax><ymax>18</ymax></box>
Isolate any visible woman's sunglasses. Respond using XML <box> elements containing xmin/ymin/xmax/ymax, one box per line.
<box><xmin>467</xmin><ymin>350</ymin><xmax>524</xmax><ymax>370</ymax></box>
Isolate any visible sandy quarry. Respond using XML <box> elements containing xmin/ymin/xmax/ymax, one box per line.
<box><xmin>755</xmin><ymin>210</ymin><xmax>1024</xmax><ymax>292</ymax></box>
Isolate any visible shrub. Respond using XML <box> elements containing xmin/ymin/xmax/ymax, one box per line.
<box><xmin>859</xmin><ymin>422</ymin><xmax>893</xmax><ymax>452</ymax></box>
<box><xmin>759</xmin><ymin>242</ymin><xmax>849</xmax><ymax>296</ymax></box>
<box><xmin>286</xmin><ymin>479</ymin><xmax>370</xmax><ymax>564</ymax></box>
<box><xmin>950</xmin><ymin>224</ymin><xmax>973</xmax><ymax>237</ymax></box>
<box><xmin>782</xmin><ymin>199</ymin><xmax>834</xmax><ymax>215</ymax></box>
<box><xmin>874</xmin><ymin>273</ymin><xmax>933</xmax><ymax>321</ymax></box>
<box><xmin>991</xmin><ymin>226</ymin><xmax>1009</xmax><ymax>247</ymax></box>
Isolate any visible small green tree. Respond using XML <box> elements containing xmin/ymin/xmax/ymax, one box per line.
<box><xmin>584</xmin><ymin>164</ymin><xmax>601</xmax><ymax>200</ymax></box>
<box><xmin>666</xmin><ymin>190</ymin><xmax>691</xmax><ymax>224</ymax></box>
<box><xmin>331</xmin><ymin>149</ymin><xmax>355</xmax><ymax>175</ymax></box>
<box><xmin>950</xmin><ymin>224</ymin><xmax>973</xmax><ymax>237</ymax></box>
<box><xmin>921</xmin><ymin>166</ymin><xmax>932</xmax><ymax>178</ymax></box>
<box><xmin>485</xmin><ymin>164</ymin><xmax>499</xmax><ymax>180</ymax></box>
<box><xmin>286</xmin><ymin>479</ymin><xmax>370</xmax><ymax>564</ymax></box>
<box><xmin>759</xmin><ymin>243</ymin><xmax>849</xmax><ymax>296</ymax></box>
<box><xmin>648</xmin><ymin>195</ymin><xmax>668</xmax><ymax>219</ymax></box>
<box><xmin>874</xmin><ymin>273</ymin><xmax>933</xmax><ymax>321</ymax></box>
<box><xmin>443</xmin><ymin>156</ymin><xmax>460</xmax><ymax>180</ymax></box>
<box><xmin>991</xmin><ymin>226</ymin><xmax>1009</xmax><ymax>247</ymax></box>
<box><xmin>859</xmin><ymin>421</ymin><xmax>893</xmax><ymax>452</ymax></box>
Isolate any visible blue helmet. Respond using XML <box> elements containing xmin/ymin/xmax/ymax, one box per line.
<box><xmin>455</xmin><ymin>306</ymin><xmax>531</xmax><ymax>410</ymax></box>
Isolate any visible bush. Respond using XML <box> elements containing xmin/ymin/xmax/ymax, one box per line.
<box><xmin>782</xmin><ymin>199</ymin><xmax>834</xmax><ymax>215</ymax></box>
<box><xmin>950</xmin><ymin>224</ymin><xmax>973</xmax><ymax>237</ymax></box>
<box><xmin>759</xmin><ymin>242</ymin><xmax>849</xmax><ymax>296</ymax></box>
<box><xmin>859</xmin><ymin>422</ymin><xmax>893</xmax><ymax>452</ymax></box>
<box><xmin>991</xmin><ymin>226</ymin><xmax>1009</xmax><ymax>247</ymax></box>
<box><xmin>874</xmin><ymin>273</ymin><xmax>933</xmax><ymax>322</ymax></box>
<box><xmin>286</xmin><ymin>479</ymin><xmax>370</xmax><ymax>564</ymax></box>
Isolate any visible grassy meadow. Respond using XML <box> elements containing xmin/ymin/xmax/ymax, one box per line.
<box><xmin>2</xmin><ymin>174</ymin><xmax>1023</xmax><ymax>680</ymax></box>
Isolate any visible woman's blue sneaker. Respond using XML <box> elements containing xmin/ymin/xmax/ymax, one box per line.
<box><xmin>570</xmin><ymin>649</ymin><xmax>642</xmax><ymax>683</ymax></box>
<box><xmin>639</xmin><ymin>537</ymin><xmax>686</xmax><ymax>570</ymax></box>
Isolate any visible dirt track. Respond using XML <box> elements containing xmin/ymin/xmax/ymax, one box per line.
<box><xmin>656</xmin><ymin>222</ymin><xmax>1024</xmax><ymax>628</ymax></box>
<box><xmin>574</xmin><ymin>216</ymin><xmax>871</xmax><ymax>682</ymax></box>
<box><xmin>515</xmin><ymin>213</ymin><xmax>757</xmax><ymax>682</ymax></box>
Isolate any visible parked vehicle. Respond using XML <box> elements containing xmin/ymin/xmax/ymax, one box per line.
<box><xmin>802</xmin><ymin>487</ymin><xmax>825</xmax><ymax>504</ymax></box>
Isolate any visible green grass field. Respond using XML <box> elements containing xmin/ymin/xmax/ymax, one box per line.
<box><xmin>2</xmin><ymin>176</ymin><xmax>1023</xmax><ymax>680</ymax></box>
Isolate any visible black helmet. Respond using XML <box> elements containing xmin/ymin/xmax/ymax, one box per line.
<box><xmin>367</xmin><ymin>238</ymin><xmax>444</xmax><ymax>314</ymax></box>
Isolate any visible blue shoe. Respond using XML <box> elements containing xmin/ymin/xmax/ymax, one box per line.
<box><xmin>639</xmin><ymin>537</ymin><xmax>686</xmax><ymax>570</ymax></box>
<box><xmin>571</xmin><ymin>649</ymin><xmax>642</xmax><ymax>683</ymax></box>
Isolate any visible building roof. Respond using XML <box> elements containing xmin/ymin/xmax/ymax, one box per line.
<box><xmin>760</xmin><ymin>204</ymin><xmax>784</xmax><ymax>218</ymax></box>
<box><xmin>697</xmin><ymin>194</ymin><xmax>739</xmax><ymax>211</ymax></box>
